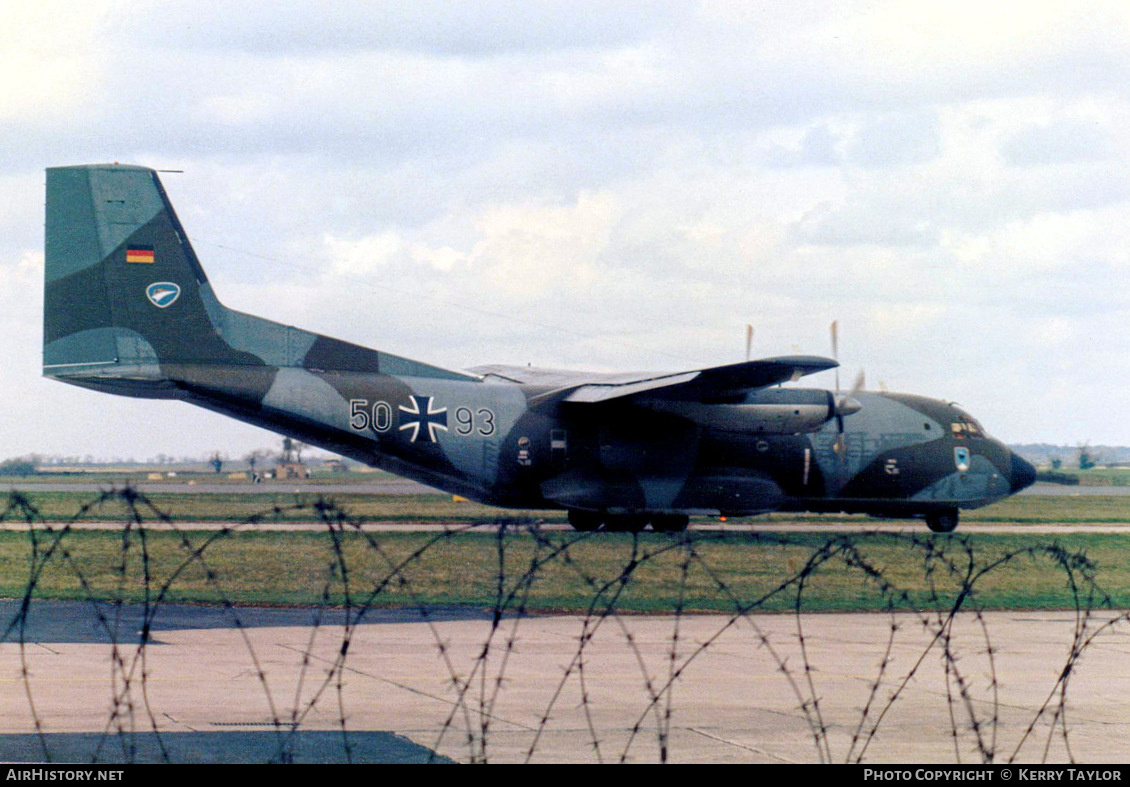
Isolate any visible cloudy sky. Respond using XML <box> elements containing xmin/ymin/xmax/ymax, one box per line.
<box><xmin>3</xmin><ymin>0</ymin><xmax>1130</xmax><ymax>462</ymax></box>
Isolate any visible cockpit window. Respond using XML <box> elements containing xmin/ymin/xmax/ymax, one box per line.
<box><xmin>950</xmin><ymin>406</ymin><xmax>985</xmax><ymax>439</ymax></box>
<box><xmin>951</xmin><ymin>421</ymin><xmax>983</xmax><ymax>438</ymax></box>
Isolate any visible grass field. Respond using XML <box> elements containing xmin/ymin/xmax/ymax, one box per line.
<box><xmin>0</xmin><ymin>524</ymin><xmax>1125</xmax><ymax>613</ymax></box>
<box><xmin>1063</xmin><ymin>467</ymin><xmax>1130</xmax><ymax>486</ymax></box>
<box><xmin>3</xmin><ymin>485</ymin><xmax>1129</xmax><ymax>613</ymax></box>
<box><xmin>3</xmin><ymin>486</ymin><xmax>1130</xmax><ymax>525</ymax></box>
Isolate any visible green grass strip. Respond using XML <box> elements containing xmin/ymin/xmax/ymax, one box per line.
<box><xmin>5</xmin><ymin>491</ymin><xmax>1130</xmax><ymax>525</ymax></box>
<box><xmin>0</xmin><ymin>528</ymin><xmax>1121</xmax><ymax>614</ymax></box>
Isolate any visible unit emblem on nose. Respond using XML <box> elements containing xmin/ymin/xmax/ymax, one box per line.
<box><xmin>954</xmin><ymin>446</ymin><xmax>971</xmax><ymax>473</ymax></box>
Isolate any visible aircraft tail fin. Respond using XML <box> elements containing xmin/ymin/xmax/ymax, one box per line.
<box><xmin>43</xmin><ymin>164</ymin><xmax>470</xmax><ymax>395</ymax></box>
<box><xmin>44</xmin><ymin>164</ymin><xmax>253</xmax><ymax>386</ymax></box>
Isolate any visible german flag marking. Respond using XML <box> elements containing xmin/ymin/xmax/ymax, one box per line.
<box><xmin>126</xmin><ymin>246</ymin><xmax>155</xmax><ymax>264</ymax></box>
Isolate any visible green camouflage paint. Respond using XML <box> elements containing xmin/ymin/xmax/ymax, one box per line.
<box><xmin>43</xmin><ymin>165</ymin><xmax>1037</xmax><ymax>532</ymax></box>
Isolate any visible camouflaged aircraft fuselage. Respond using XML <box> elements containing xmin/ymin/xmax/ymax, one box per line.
<box><xmin>43</xmin><ymin>165</ymin><xmax>1036</xmax><ymax>532</ymax></box>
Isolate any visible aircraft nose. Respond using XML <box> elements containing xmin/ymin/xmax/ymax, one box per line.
<box><xmin>1009</xmin><ymin>452</ymin><xmax>1037</xmax><ymax>494</ymax></box>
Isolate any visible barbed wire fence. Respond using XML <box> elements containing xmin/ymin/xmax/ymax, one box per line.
<box><xmin>0</xmin><ymin>487</ymin><xmax>1124</xmax><ymax>764</ymax></box>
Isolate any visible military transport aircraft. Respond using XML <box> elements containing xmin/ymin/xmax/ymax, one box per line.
<box><xmin>42</xmin><ymin>164</ymin><xmax>1036</xmax><ymax>533</ymax></box>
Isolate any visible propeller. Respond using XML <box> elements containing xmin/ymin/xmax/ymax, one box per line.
<box><xmin>829</xmin><ymin>322</ymin><xmax>864</xmax><ymax>452</ymax></box>
<box><xmin>835</xmin><ymin>369</ymin><xmax>865</xmax><ymax>422</ymax></box>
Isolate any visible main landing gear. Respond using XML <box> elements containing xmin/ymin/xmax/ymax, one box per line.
<box><xmin>571</xmin><ymin>508</ymin><xmax>961</xmax><ymax>534</ymax></box>
<box><xmin>925</xmin><ymin>509</ymin><xmax>960</xmax><ymax>534</ymax></box>
<box><xmin>567</xmin><ymin>510</ymin><xmax>690</xmax><ymax>533</ymax></box>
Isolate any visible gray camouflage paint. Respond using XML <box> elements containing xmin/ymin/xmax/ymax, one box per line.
<box><xmin>43</xmin><ymin>165</ymin><xmax>1036</xmax><ymax>532</ymax></box>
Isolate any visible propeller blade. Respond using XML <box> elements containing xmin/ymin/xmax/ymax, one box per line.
<box><xmin>827</xmin><ymin>322</ymin><xmax>864</xmax><ymax>440</ymax></box>
<box><xmin>835</xmin><ymin>369</ymin><xmax>865</xmax><ymax>417</ymax></box>
<box><xmin>830</xmin><ymin>320</ymin><xmax>839</xmax><ymax>393</ymax></box>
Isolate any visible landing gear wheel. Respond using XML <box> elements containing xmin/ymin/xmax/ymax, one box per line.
<box><xmin>651</xmin><ymin>514</ymin><xmax>690</xmax><ymax>533</ymax></box>
<box><xmin>568</xmin><ymin>510</ymin><xmax>603</xmax><ymax>532</ymax></box>
<box><xmin>604</xmin><ymin>514</ymin><xmax>648</xmax><ymax>533</ymax></box>
<box><xmin>926</xmin><ymin>510</ymin><xmax>959</xmax><ymax>534</ymax></box>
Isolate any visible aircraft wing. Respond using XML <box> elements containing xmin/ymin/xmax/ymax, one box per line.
<box><xmin>471</xmin><ymin>356</ymin><xmax>837</xmax><ymax>406</ymax></box>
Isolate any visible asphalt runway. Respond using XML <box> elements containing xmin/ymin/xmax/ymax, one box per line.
<box><xmin>3</xmin><ymin>479</ymin><xmax>1129</xmax><ymax>763</ymax></box>
<box><xmin>3</xmin><ymin>600</ymin><xmax>1130</xmax><ymax>764</ymax></box>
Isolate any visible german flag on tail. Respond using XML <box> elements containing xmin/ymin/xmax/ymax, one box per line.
<box><xmin>126</xmin><ymin>245</ymin><xmax>155</xmax><ymax>264</ymax></box>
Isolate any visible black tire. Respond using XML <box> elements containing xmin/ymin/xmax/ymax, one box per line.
<box><xmin>926</xmin><ymin>510</ymin><xmax>959</xmax><ymax>533</ymax></box>
<box><xmin>568</xmin><ymin>510</ymin><xmax>603</xmax><ymax>532</ymax></box>
<box><xmin>651</xmin><ymin>514</ymin><xmax>690</xmax><ymax>533</ymax></box>
<box><xmin>604</xmin><ymin>513</ymin><xmax>648</xmax><ymax>533</ymax></box>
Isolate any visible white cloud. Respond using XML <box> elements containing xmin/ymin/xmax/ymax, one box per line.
<box><xmin>197</xmin><ymin>92</ymin><xmax>282</xmax><ymax>127</ymax></box>
<box><xmin>467</xmin><ymin>192</ymin><xmax>617</xmax><ymax>297</ymax></box>
<box><xmin>8</xmin><ymin>0</ymin><xmax>1130</xmax><ymax>457</ymax></box>
<box><xmin>0</xmin><ymin>2</ymin><xmax>109</xmax><ymax>123</ymax></box>
<box><xmin>324</xmin><ymin>231</ymin><xmax>406</xmax><ymax>275</ymax></box>
<box><xmin>410</xmin><ymin>244</ymin><xmax>467</xmax><ymax>273</ymax></box>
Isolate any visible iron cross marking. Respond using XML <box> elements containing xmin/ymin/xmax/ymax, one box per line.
<box><xmin>398</xmin><ymin>395</ymin><xmax>449</xmax><ymax>443</ymax></box>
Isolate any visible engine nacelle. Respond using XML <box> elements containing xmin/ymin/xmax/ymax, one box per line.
<box><xmin>643</xmin><ymin>389</ymin><xmax>846</xmax><ymax>433</ymax></box>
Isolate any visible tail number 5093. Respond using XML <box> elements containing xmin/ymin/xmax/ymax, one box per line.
<box><xmin>349</xmin><ymin>399</ymin><xmax>494</xmax><ymax>436</ymax></box>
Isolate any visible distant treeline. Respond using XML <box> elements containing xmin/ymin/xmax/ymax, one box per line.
<box><xmin>1011</xmin><ymin>443</ymin><xmax>1130</xmax><ymax>468</ymax></box>
<box><xmin>0</xmin><ymin>458</ymin><xmax>36</xmax><ymax>476</ymax></box>
<box><xmin>1034</xmin><ymin>470</ymin><xmax>1080</xmax><ymax>485</ymax></box>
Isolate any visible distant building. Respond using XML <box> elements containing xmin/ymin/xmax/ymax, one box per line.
<box><xmin>323</xmin><ymin>459</ymin><xmax>349</xmax><ymax>474</ymax></box>
<box><xmin>276</xmin><ymin>462</ymin><xmax>309</xmax><ymax>479</ymax></box>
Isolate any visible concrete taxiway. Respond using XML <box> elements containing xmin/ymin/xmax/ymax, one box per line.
<box><xmin>3</xmin><ymin>601</ymin><xmax>1130</xmax><ymax>764</ymax></box>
